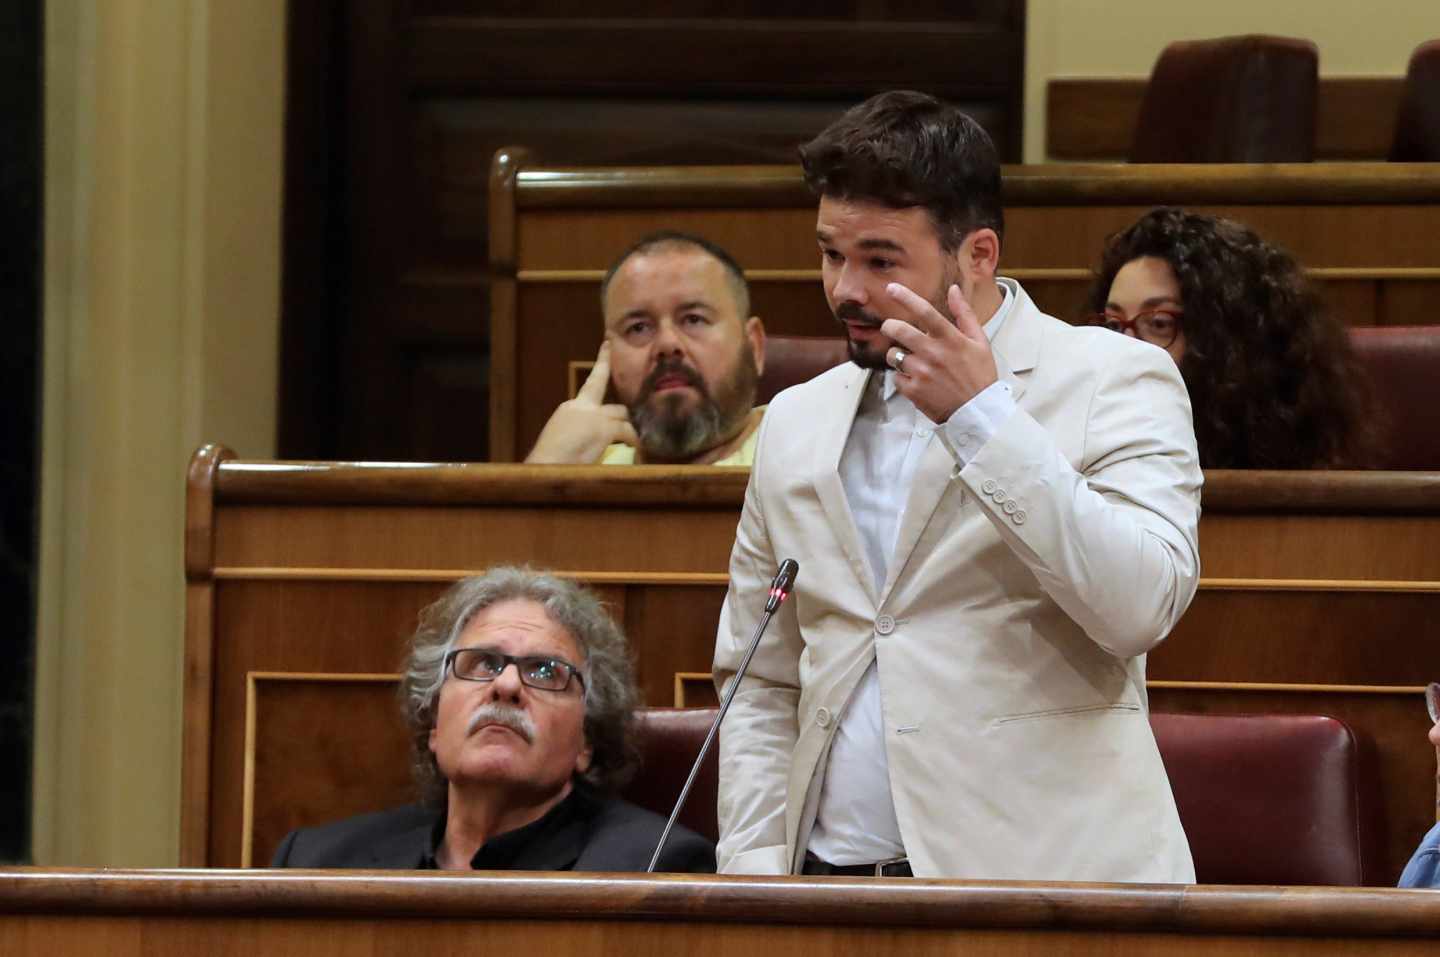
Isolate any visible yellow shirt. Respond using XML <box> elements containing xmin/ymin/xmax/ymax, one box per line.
<box><xmin>600</xmin><ymin>407</ymin><xmax>765</xmax><ymax>466</ymax></box>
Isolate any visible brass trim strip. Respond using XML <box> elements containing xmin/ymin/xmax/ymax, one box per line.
<box><xmin>213</xmin><ymin>567</ymin><xmax>731</xmax><ymax>585</ymax></box>
<box><xmin>1148</xmin><ymin>680</ymin><xmax>1423</xmax><ymax>695</ymax></box>
<box><xmin>249</xmin><ymin>671</ymin><xmax>400</xmax><ymax>683</ymax></box>
<box><xmin>211</xmin><ymin>567</ymin><xmax>1440</xmax><ymax>592</ymax></box>
<box><xmin>240</xmin><ymin>675</ymin><xmax>258</xmax><ymax>869</ymax></box>
<box><xmin>1198</xmin><ymin>578</ymin><xmax>1440</xmax><ymax>593</ymax></box>
<box><xmin>516</xmin><ymin>267</ymin><xmax>1440</xmax><ymax>284</ymax></box>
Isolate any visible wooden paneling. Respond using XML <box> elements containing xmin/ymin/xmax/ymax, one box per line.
<box><xmin>183</xmin><ymin>450</ymin><xmax>1440</xmax><ymax>875</ymax></box>
<box><xmin>1047</xmin><ymin>77</ymin><xmax>1405</xmax><ymax>161</ymax></box>
<box><xmin>209</xmin><ymin>580</ymin><xmax>447</xmax><ymax>867</ymax></box>
<box><xmin>1165</xmin><ymin>589</ymin><xmax>1440</xmax><ymax>685</ymax></box>
<box><xmin>494</xmin><ymin>161</ymin><xmax>1440</xmax><ymax>460</ymax></box>
<box><xmin>6</xmin><ymin>869</ymin><xmax>1440</xmax><ymax>954</ymax></box>
<box><xmin>279</xmin><ymin>1</ymin><xmax>1028</xmax><ymax>461</ymax></box>
<box><xmin>242</xmin><ymin>675</ymin><xmax>412</xmax><ymax>868</ymax></box>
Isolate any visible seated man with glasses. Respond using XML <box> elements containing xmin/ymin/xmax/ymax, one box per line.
<box><xmin>1084</xmin><ymin>207</ymin><xmax>1375</xmax><ymax>469</ymax></box>
<box><xmin>272</xmin><ymin>567</ymin><xmax>715</xmax><ymax>872</ymax></box>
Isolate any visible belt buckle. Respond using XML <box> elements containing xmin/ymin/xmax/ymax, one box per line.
<box><xmin>873</xmin><ymin>855</ymin><xmax>909</xmax><ymax>877</ymax></box>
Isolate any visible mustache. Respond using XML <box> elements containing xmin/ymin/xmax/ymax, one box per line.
<box><xmin>465</xmin><ymin>703</ymin><xmax>536</xmax><ymax>742</ymax></box>
<box><xmin>638</xmin><ymin>356</ymin><xmax>707</xmax><ymax>402</ymax></box>
<box><xmin>835</xmin><ymin>301</ymin><xmax>883</xmax><ymax>327</ymax></box>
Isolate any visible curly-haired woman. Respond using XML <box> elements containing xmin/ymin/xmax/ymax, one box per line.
<box><xmin>1085</xmin><ymin>208</ymin><xmax>1374</xmax><ymax>469</ymax></box>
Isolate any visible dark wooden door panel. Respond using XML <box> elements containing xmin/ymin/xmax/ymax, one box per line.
<box><xmin>279</xmin><ymin>1</ymin><xmax>1028</xmax><ymax>460</ymax></box>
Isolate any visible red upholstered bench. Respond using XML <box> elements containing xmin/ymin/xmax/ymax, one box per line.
<box><xmin>1390</xmin><ymin>39</ymin><xmax>1440</xmax><ymax>161</ymax></box>
<box><xmin>758</xmin><ymin>335</ymin><xmax>849</xmax><ymax>405</ymax></box>
<box><xmin>1350</xmin><ymin>325</ymin><xmax>1440</xmax><ymax>469</ymax></box>
<box><xmin>626</xmin><ymin>708</ymin><xmax>721</xmax><ymax>852</ymax></box>
<box><xmin>1151</xmin><ymin>712</ymin><xmax>1383</xmax><ymax>886</ymax></box>
<box><xmin>1129</xmin><ymin>35</ymin><xmax>1319</xmax><ymax>163</ymax></box>
<box><xmin>627</xmin><ymin>707</ymin><xmax>1383</xmax><ymax>886</ymax></box>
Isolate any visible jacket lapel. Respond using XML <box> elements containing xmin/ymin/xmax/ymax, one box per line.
<box><xmin>813</xmin><ymin>365</ymin><xmax>881</xmax><ymax>606</ymax></box>
<box><xmin>881</xmin><ymin>283</ymin><xmax>1043</xmax><ymax>600</ymax></box>
<box><xmin>881</xmin><ymin>437</ymin><xmax>951</xmax><ymax>602</ymax></box>
<box><xmin>990</xmin><ymin>280</ymin><xmax>1042</xmax><ymax>403</ymax></box>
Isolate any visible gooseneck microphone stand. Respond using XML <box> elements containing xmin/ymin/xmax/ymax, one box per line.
<box><xmin>646</xmin><ymin>559</ymin><xmax>799</xmax><ymax>873</ymax></box>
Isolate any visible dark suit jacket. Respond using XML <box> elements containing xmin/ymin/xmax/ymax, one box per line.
<box><xmin>271</xmin><ymin>789</ymin><xmax>715</xmax><ymax>873</ymax></box>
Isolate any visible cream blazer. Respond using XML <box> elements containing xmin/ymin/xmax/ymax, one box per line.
<box><xmin>713</xmin><ymin>282</ymin><xmax>1201</xmax><ymax>882</ymax></box>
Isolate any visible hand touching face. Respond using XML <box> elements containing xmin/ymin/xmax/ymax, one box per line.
<box><xmin>816</xmin><ymin>195</ymin><xmax>1001</xmax><ymax>421</ymax></box>
<box><xmin>524</xmin><ymin>341</ymin><xmax>639</xmax><ymax>464</ymax></box>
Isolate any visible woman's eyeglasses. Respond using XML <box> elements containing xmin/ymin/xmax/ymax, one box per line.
<box><xmin>1086</xmin><ymin>309</ymin><xmax>1184</xmax><ymax>349</ymax></box>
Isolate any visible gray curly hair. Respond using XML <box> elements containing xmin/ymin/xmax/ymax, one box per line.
<box><xmin>400</xmin><ymin>567</ymin><xmax>639</xmax><ymax>806</ymax></box>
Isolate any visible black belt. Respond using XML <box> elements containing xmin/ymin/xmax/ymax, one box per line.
<box><xmin>803</xmin><ymin>856</ymin><xmax>912</xmax><ymax>877</ymax></box>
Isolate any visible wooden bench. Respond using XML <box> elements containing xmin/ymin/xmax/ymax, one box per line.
<box><xmin>489</xmin><ymin>155</ymin><xmax>1440</xmax><ymax>460</ymax></box>
<box><xmin>183</xmin><ymin>446</ymin><xmax>1440</xmax><ymax>879</ymax></box>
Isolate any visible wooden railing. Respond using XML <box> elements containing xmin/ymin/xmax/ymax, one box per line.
<box><xmin>4</xmin><ymin>869</ymin><xmax>1440</xmax><ymax>954</ymax></box>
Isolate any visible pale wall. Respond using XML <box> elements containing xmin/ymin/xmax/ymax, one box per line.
<box><xmin>35</xmin><ymin>0</ymin><xmax>284</xmax><ymax>865</ymax></box>
<box><xmin>1024</xmin><ymin>1</ymin><xmax>1439</xmax><ymax>161</ymax></box>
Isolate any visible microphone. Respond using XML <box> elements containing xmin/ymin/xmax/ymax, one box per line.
<box><xmin>646</xmin><ymin>559</ymin><xmax>800</xmax><ymax>873</ymax></box>
<box><xmin>766</xmin><ymin>558</ymin><xmax>799</xmax><ymax>614</ymax></box>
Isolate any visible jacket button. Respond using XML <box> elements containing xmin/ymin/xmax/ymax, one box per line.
<box><xmin>1013</xmin><ymin>510</ymin><xmax>1028</xmax><ymax>525</ymax></box>
<box><xmin>1003</xmin><ymin>500</ymin><xmax>1018</xmax><ymax>514</ymax></box>
<box><xmin>816</xmin><ymin>707</ymin><xmax>832</xmax><ymax>728</ymax></box>
<box><xmin>981</xmin><ymin>478</ymin><xmax>998</xmax><ymax>494</ymax></box>
<box><xmin>875</xmin><ymin>614</ymin><xmax>896</xmax><ymax>635</ymax></box>
<box><xmin>992</xmin><ymin>489</ymin><xmax>1008</xmax><ymax>504</ymax></box>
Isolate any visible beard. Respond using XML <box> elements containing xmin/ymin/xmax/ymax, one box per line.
<box><xmin>835</xmin><ymin>300</ymin><xmax>890</xmax><ymax>370</ymax></box>
<box><xmin>628</xmin><ymin>344</ymin><xmax>759</xmax><ymax>462</ymax></box>
<box><xmin>833</xmin><ymin>273</ymin><xmax>964</xmax><ymax>370</ymax></box>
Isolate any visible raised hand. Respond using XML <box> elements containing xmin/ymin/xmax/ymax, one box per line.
<box><xmin>878</xmin><ymin>282</ymin><xmax>998</xmax><ymax>423</ymax></box>
<box><xmin>524</xmin><ymin>341</ymin><xmax>641</xmax><ymax>463</ymax></box>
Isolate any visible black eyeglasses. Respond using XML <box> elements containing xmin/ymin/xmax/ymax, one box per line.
<box><xmin>444</xmin><ymin>647</ymin><xmax>586</xmax><ymax>694</ymax></box>
<box><xmin>1086</xmin><ymin>308</ymin><xmax>1184</xmax><ymax>349</ymax></box>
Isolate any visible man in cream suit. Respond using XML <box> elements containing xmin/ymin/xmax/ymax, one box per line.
<box><xmin>713</xmin><ymin>91</ymin><xmax>1201</xmax><ymax>881</ymax></box>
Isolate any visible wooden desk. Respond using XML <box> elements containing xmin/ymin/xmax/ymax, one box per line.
<box><xmin>4</xmin><ymin>869</ymin><xmax>1439</xmax><ymax>955</ymax></box>
<box><xmin>490</xmin><ymin>157</ymin><xmax>1440</xmax><ymax>460</ymax></box>
<box><xmin>184</xmin><ymin>447</ymin><xmax>1440</xmax><ymax>878</ymax></box>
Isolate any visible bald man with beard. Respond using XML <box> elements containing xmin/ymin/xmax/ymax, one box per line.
<box><xmin>526</xmin><ymin>232</ymin><xmax>767</xmax><ymax>466</ymax></box>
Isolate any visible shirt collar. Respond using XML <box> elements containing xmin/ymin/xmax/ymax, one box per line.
<box><xmin>879</xmin><ymin>279</ymin><xmax>1014</xmax><ymax>402</ymax></box>
<box><xmin>420</xmin><ymin>781</ymin><xmax>600</xmax><ymax>871</ymax></box>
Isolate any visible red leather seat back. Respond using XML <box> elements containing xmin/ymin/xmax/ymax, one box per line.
<box><xmin>1390</xmin><ymin>39</ymin><xmax>1440</xmax><ymax>161</ymax></box>
<box><xmin>624</xmin><ymin>707</ymin><xmax>720</xmax><ymax>843</ymax></box>
<box><xmin>1131</xmin><ymin>35</ymin><xmax>1318</xmax><ymax>163</ymax></box>
<box><xmin>1349</xmin><ymin>325</ymin><xmax>1440</xmax><ymax>469</ymax></box>
<box><xmin>1152</xmin><ymin>712</ymin><xmax>1383</xmax><ymax>886</ymax></box>
<box><xmin>758</xmin><ymin>335</ymin><xmax>849</xmax><ymax>405</ymax></box>
<box><xmin>629</xmin><ymin>708</ymin><xmax>1382</xmax><ymax>884</ymax></box>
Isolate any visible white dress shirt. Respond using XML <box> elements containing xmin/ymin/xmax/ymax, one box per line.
<box><xmin>807</xmin><ymin>280</ymin><xmax>1018</xmax><ymax>864</ymax></box>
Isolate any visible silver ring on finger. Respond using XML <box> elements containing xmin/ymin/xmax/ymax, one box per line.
<box><xmin>893</xmin><ymin>348</ymin><xmax>907</xmax><ymax>373</ymax></box>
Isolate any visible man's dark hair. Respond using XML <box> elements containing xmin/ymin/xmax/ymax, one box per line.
<box><xmin>799</xmin><ymin>90</ymin><xmax>1004</xmax><ymax>251</ymax></box>
<box><xmin>600</xmin><ymin>230</ymin><xmax>750</xmax><ymax>318</ymax></box>
<box><xmin>1086</xmin><ymin>207</ymin><xmax>1377</xmax><ymax>469</ymax></box>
